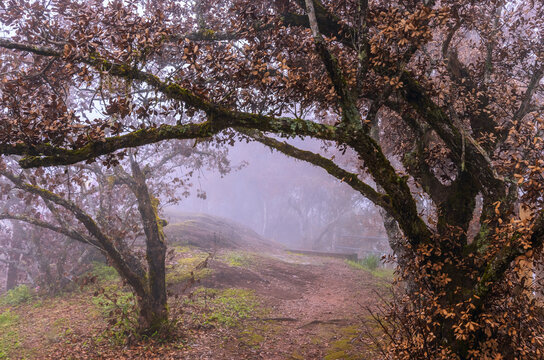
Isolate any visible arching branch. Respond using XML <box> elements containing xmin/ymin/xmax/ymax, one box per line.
<box><xmin>241</xmin><ymin>129</ymin><xmax>394</xmax><ymax>214</ymax></box>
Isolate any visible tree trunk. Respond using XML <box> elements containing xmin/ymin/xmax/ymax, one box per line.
<box><xmin>129</xmin><ymin>157</ymin><xmax>169</xmax><ymax>333</ymax></box>
<box><xmin>5</xmin><ymin>221</ymin><xmax>23</xmax><ymax>291</ymax></box>
<box><xmin>137</xmin><ymin>291</ymin><xmax>168</xmax><ymax>334</ymax></box>
<box><xmin>5</xmin><ymin>252</ymin><xmax>19</xmax><ymax>291</ymax></box>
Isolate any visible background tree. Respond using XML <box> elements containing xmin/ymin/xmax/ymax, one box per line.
<box><xmin>0</xmin><ymin>141</ymin><xmax>230</xmax><ymax>332</ymax></box>
<box><xmin>0</xmin><ymin>0</ymin><xmax>544</xmax><ymax>357</ymax></box>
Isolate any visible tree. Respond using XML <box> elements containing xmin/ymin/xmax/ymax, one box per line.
<box><xmin>0</xmin><ymin>0</ymin><xmax>543</xmax><ymax>357</ymax></box>
<box><xmin>0</xmin><ymin>141</ymin><xmax>229</xmax><ymax>332</ymax></box>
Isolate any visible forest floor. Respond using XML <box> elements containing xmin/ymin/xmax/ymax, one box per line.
<box><xmin>0</xmin><ymin>247</ymin><xmax>393</xmax><ymax>359</ymax></box>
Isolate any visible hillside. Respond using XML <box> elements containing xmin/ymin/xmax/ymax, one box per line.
<box><xmin>163</xmin><ymin>211</ymin><xmax>281</xmax><ymax>251</ymax></box>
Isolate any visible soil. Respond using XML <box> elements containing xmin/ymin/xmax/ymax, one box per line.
<box><xmin>179</xmin><ymin>252</ymin><xmax>390</xmax><ymax>359</ymax></box>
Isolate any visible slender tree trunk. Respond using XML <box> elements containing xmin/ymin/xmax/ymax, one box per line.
<box><xmin>5</xmin><ymin>252</ymin><xmax>19</xmax><ymax>291</ymax></box>
<box><xmin>5</xmin><ymin>221</ymin><xmax>23</xmax><ymax>291</ymax></box>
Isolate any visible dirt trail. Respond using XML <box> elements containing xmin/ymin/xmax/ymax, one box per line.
<box><xmin>184</xmin><ymin>252</ymin><xmax>389</xmax><ymax>359</ymax></box>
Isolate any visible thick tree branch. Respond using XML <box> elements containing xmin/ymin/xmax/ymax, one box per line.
<box><xmin>0</xmin><ymin>38</ymin><xmax>341</xmax><ymax>168</ymax></box>
<box><xmin>473</xmin><ymin>211</ymin><xmax>544</xmax><ymax>311</ymax></box>
<box><xmin>282</xmin><ymin>1</ymin><xmax>357</xmax><ymax>49</ymax></box>
<box><xmin>512</xmin><ymin>65</ymin><xmax>544</xmax><ymax>123</ymax></box>
<box><xmin>401</xmin><ymin>71</ymin><xmax>504</xmax><ymax>196</ymax></box>
<box><xmin>16</xmin><ymin>115</ymin><xmax>336</xmax><ymax>168</ymax></box>
<box><xmin>0</xmin><ymin>37</ymin><xmax>429</xmax><ymax>246</ymax></box>
<box><xmin>303</xmin><ymin>2</ymin><xmax>430</xmax><ymax>245</ymax></box>
<box><xmin>304</xmin><ymin>0</ymin><xmax>362</xmax><ymax>129</ymax></box>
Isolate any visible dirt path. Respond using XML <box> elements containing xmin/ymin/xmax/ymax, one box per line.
<box><xmin>183</xmin><ymin>252</ymin><xmax>390</xmax><ymax>359</ymax></box>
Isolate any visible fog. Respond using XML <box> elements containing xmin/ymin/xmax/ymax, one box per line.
<box><xmin>169</xmin><ymin>138</ymin><xmax>390</xmax><ymax>255</ymax></box>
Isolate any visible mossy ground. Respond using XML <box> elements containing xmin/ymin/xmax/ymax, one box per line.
<box><xmin>165</xmin><ymin>246</ymin><xmax>218</xmax><ymax>285</ymax></box>
<box><xmin>183</xmin><ymin>287</ymin><xmax>266</xmax><ymax>327</ymax></box>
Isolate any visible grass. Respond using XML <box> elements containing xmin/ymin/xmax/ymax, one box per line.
<box><xmin>345</xmin><ymin>255</ymin><xmax>395</xmax><ymax>281</ymax></box>
<box><xmin>220</xmin><ymin>251</ymin><xmax>253</xmax><ymax>267</ymax></box>
<box><xmin>186</xmin><ymin>288</ymin><xmax>263</xmax><ymax>327</ymax></box>
<box><xmin>0</xmin><ymin>309</ymin><xmax>21</xmax><ymax>359</ymax></box>
<box><xmin>0</xmin><ymin>285</ymin><xmax>34</xmax><ymax>306</ymax></box>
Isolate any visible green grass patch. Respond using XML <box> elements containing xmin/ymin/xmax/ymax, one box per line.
<box><xmin>0</xmin><ymin>285</ymin><xmax>34</xmax><ymax>306</ymax></box>
<box><xmin>345</xmin><ymin>256</ymin><xmax>394</xmax><ymax>281</ymax></box>
<box><xmin>220</xmin><ymin>251</ymin><xmax>253</xmax><ymax>267</ymax></box>
<box><xmin>0</xmin><ymin>309</ymin><xmax>21</xmax><ymax>359</ymax></box>
<box><xmin>187</xmin><ymin>288</ymin><xmax>263</xmax><ymax>327</ymax></box>
<box><xmin>346</xmin><ymin>254</ymin><xmax>381</xmax><ymax>271</ymax></box>
<box><xmin>166</xmin><ymin>252</ymin><xmax>212</xmax><ymax>285</ymax></box>
<box><xmin>370</xmin><ymin>268</ymin><xmax>395</xmax><ymax>280</ymax></box>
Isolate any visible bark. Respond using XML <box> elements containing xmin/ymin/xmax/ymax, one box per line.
<box><xmin>129</xmin><ymin>158</ymin><xmax>168</xmax><ymax>332</ymax></box>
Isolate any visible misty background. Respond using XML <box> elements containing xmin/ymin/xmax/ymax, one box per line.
<box><xmin>168</xmin><ymin>138</ymin><xmax>390</xmax><ymax>255</ymax></box>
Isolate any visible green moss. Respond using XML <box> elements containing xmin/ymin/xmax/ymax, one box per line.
<box><xmin>286</xmin><ymin>251</ymin><xmax>304</xmax><ymax>256</ymax></box>
<box><xmin>240</xmin><ymin>329</ymin><xmax>265</xmax><ymax>347</ymax></box>
<box><xmin>172</xmin><ymin>245</ymin><xmax>195</xmax><ymax>253</ymax></box>
<box><xmin>324</xmin><ymin>325</ymin><xmax>360</xmax><ymax>360</ymax></box>
<box><xmin>290</xmin><ymin>351</ymin><xmax>306</xmax><ymax>360</ymax></box>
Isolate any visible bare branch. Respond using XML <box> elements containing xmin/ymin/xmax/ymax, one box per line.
<box><xmin>0</xmin><ymin>213</ymin><xmax>102</xmax><ymax>250</ymax></box>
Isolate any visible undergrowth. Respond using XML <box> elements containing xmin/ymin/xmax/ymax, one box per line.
<box><xmin>185</xmin><ymin>288</ymin><xmax>263</xmax><ymax>327</ymax></box>
<box><xmin>0</xmin><ymin>309</ymin><xmax>20</xmax><ymax>359</ymax></box>
<box><xmin>0</xmin><ymin>285</ymin><xmax>34</xmax><ymax>306</ymax></box>
<box><xmin>89</xmin><ymin>261</ymin><xmax>120</xmax><ymax>282</ymax></box>
<box><xmin>345</xmin><ymin>255</ymin><xmax>394</xmax><ymax>280</ymax></box>
<box><xmin>91</xmin><ymin>285</ymin><xmax>137</xmax><ymax>344</ymax></box>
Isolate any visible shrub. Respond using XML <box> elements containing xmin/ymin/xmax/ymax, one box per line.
<box><xmin>360</xmin><ymin>254</ymin><xmax>381</xmax><ymax>271</ymax></box>
<box><xmin>90</xmin><ymin>261</ymin><xmax>119</xmax><ymax>282</ymax></box>
<box><xmin>0</xmin><ymin>285</ymin><xmax>34</xmax><ymax>306</ymax></box>
<box><xmin>92</xmin><ymin>286</ymin><xmax>137</xmax><ymax>344</ymax></box>
<box><xmin>346</xmin><ymin>254</ymin><xmax>381</xmax><ymax>272</ymax></box>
